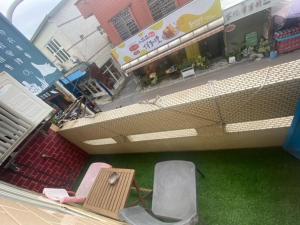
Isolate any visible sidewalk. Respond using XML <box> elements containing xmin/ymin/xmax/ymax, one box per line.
<box><xmin>101</xmin><ymin>50</ymin><xmax>300</xmax><ymax>111</ymax></box>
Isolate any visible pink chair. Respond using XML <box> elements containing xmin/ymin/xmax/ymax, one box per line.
<box><xmin>43</xmin><ymin>162</ymin><xmax>112</xmax><ymax>204</ymax></box>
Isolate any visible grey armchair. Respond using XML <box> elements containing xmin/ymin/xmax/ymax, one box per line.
<box><xmin>120</xmin><ymin>160</ymin><xmax>198</xmax><ymax>225</ymax></box>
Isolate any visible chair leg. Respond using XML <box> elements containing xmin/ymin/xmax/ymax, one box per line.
<box><xmin>132</xmin><ymin>178</ymin><xmax>146</xmax><ymax>207</ymax></box>
<box><xmin>197</xmin><ymin>167</ymin><xmax>205</xmax><ymax>178</ymax></box>
<box><xmin>128</xmin><ymin>187</ymin><xmax>152</xmax><ymax>208</ymax></box>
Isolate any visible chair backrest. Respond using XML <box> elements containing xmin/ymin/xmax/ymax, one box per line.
<box><xmin>76</xmin><ymin>162</ymin><xmax>112</xmax><ymax>198</ymax></box>
<box><xmin>151</xmin><ymin>160</ymin><xmax>197</xmax><ymax>220</ymax></box>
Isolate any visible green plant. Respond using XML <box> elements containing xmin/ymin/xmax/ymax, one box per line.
<box><xmin>150</xmin><ymin>75</ymin><xmax>158</xmax><ymax>86</ymax></box>
<box><xmin>235</xmin><ymin>50</ymin><xmax>243</xmax><ymax>61</ymax></box>
<box><xmin>141</xmin><ymin>75</ymin><xmax>151</xmax><ymax>87</ymax></box>
<box><xmin>241</xmin><ymin>46</ymin><xmax>254</xmax><ymax>57</ymax></box>
<box><xmin>193</xmin><ymin>55</ymin><xmax>208</xmax><ymax>70</ymax></box>
<box><xmin>257</xmin><ymin>38</ymin><xmax>271</xmax><ymax>56</ymax></box>
<box><xmin>227</xmin><ymin>49</ymin><xmax>242</xmax><ymax>62</ymax></box>
<box><xmin>177</xmin><ymin>59</ymin><xmax>193</xmax><ymax>71</ymax></box>
<box><xmin>227</xmin><ymin>41</ymin><xmax>246</xmax><ymax>61</ymax></box>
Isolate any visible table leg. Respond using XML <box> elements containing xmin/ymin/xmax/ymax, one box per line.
<box><xmin>132</xmin><ymin>178</ymin><xmax>146</xmax><ymax>207</ymax></box>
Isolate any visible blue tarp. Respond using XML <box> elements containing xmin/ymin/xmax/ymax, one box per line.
<box><xmin>60</xmin><ymin>70</ymin><xmax>87</xmax><ymax>84</ymax></box>
<box><xmin>60</xmin><ymin>70</ymin><xmax>88</xmax><ymax>98</ymax></box>
<box><xmin>0</xmin><ymin>13</ymin><xmax>63</xmax><ymax>95</ymax></box>
<box><xmin>284</xmin><ymin>101</ymin><xmax>300</xmax><ymax>159</ymax></box>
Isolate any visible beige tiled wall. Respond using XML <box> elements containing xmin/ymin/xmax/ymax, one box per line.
<box><xmin>0</xmin><ymin>198</ymin><xmax>125</xmax><ymax>225</ymax></box>
<box><xmin>58</xmin><ymin>59</ymin><xmax>300</xmax><ymax>154</ymax></box>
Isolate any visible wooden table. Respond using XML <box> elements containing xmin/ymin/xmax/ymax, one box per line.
<box><xmin>83</xmin><ymin>168</ymin><xmax>144</xmax><ymax>220</ymax></box>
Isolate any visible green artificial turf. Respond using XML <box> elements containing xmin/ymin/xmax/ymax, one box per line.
<box><xmin>76</xmin><ymin>148</ymin><xmax>300</xmax><ymax>225</ymax></box>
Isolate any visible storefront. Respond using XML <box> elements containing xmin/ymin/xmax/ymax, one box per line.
<box><xmin>111</xmin><ymin>0</ymin><xmax>224</xmax><ymax>87</ymax></box>
<box><xmin>222</xmin><ymin>0</ymin><xmax>300</xmax><ymax>60</ymax></box>
<box><xmin>223</xmin><ymin>0</ymin><xmax>274</xmax><ymax>60</ymax></box>
<box><xmin>58</xmin><ymin>60</ymin><xmax>125</xmax><ymax>107</ymax></box>
<box><xmin>133</xmin><ymin>31</ymin><xmax>225</xmax><ymax>87</ymax></box>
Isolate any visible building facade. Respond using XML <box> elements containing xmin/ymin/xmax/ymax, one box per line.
<box><xmin>32</xmin><ymin>0</ymin><xmax>112</xmax><ymax>71</ymax></box>
<box><xmin>31</xmin><ymin>0</ymin><xmax>126</xmax><ymax>107</ymax></box>
<box><xmin>76</xmin><ymin>0</ymin><xmax>224</xmax><ymax>84</ymax></box>
<box><xmin>74</xmin><ymin>0</ymin><xmax>282</xmax><ymax>94</ymax></box>
<box><xmin>75</xmin><ymin>0</ymin><xmax>191</xmax><ymax>46</ymax></box>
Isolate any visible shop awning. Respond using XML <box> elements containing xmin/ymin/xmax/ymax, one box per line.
<box><xmin>122</xmin><ymin>18</ymin><xmax>224</xmax><ymax>73</ymax></box>
<box><xmin>60</xmin><ymin>70</ymin><xmax>87</xmax><ymax>84</ymax></box>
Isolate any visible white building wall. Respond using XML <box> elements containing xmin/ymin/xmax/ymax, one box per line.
<box><xmin>32</xmin><ymin>0</ymin><xmax>111</xmax><ymax>71</ymax></box>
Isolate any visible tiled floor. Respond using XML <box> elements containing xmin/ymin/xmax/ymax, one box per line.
<box><xmin>0</xmin><ymin>129</ymin><xmax>88</xmax><ymax>193</ymax></box>
<box><xmin>0</xmin><ymin>198</ymin><xmax>123</xmax><ymax>225</ymax></box>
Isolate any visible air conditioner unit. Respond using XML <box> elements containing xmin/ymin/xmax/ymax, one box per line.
<box><xmin>0</xmin><ymin>72</ymin><xmax>53</xmax><ymax>165</ymax></box>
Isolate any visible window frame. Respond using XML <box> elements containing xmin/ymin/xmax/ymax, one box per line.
<box><xmin>46</xmin><ymin>38</ymin><xmax>71</xmax><ymax>63</ymax></box>
<box><xmin>110</xmin><ymin>7</ymin><xmax>139</xmax><ymax>41</ymax></box>
<box><xmin>147</xmin><ymin>0</ymin><xmax>177</xmax><ymax>21</ymax></box>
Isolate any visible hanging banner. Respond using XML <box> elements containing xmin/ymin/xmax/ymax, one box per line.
<box><xmin>224</xmin><ymin>0</ymin><xmax>275</xmax><ymax>25</ymax></box>
<box><xmin>0</xmin><ymin>14</ymin><xmax>63</xmax><ymax>95</ymax></box>
<box><xmin>112</xmin><ymin>0</ymin><xmax>222</xmax><ymax>66</ymax></box>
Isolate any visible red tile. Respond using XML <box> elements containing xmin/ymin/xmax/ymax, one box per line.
<box><xmin>0</xmin><ymin>130</ymin><xmax>88</xmax><ymax>193</ymax></box>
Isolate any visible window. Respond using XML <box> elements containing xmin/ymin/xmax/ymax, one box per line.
<box><xmin>101</xmin><ymin>59</ymin><xmax>122</xmax><ymax>80</ymax></box>
<box><xmin>79</xmin><ymin>79</ymin><xmax>106</xmax><ymax>98</ymax></box>
<box><xmin>46</xmin><ymin>38</ymin><xmax>70</xmax><ymax>63</ymax></box>
<box><xmin>100</xmin><ymin>59</ymin><xmax>124</xmax><ymax>89</ymax></box>
<box><xmin>148</xmin><ymin>0</ymin><xmax>177</xmax><ymax>21</ymax></box>
<box><xmin>111</xmin><ymin>7</ymin><xmax>139</xmax><ymax>40</ymax></box>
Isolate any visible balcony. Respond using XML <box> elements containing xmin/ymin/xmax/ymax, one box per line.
<box><xmin>0</xmin><ymin>51</ymin><xmax>300</xmax><ymax>225</ymax></box>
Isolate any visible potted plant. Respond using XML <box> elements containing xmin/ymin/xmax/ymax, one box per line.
<box><xmin>227</xmin><ymin>41</ymin><xmax>245</xmax><ymax>62</ymax></box>
<box><xmin>257</xmin><ymin>38</ymin><xmax>271</xmax><ymax>57</ymax></box>
<box><xmin>149</xmin><ymin>72</ymin><xmax>158</xmax><ymax>86</ymax></box>
<box><xmin>178</xmin><ymin>59</ymin><xmax>195</xmax><ymax>78</ymax></box>
<box><xmin>193</xmin><ymin>55</ymin><xmax>208</xmax><ymax>70</ymax></box>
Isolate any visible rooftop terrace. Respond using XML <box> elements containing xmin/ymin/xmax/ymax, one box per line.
<box><xmin>81</xmin><ymin>148</ymin><xmax>300</xmax><ymax>225</ymax></box>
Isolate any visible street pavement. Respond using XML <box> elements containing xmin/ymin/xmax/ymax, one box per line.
<box><xmin>101</xmin><ymin>50</ymin><xmax>300</xmax><ymax>111</ymax></box>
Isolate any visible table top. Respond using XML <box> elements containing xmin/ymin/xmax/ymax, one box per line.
<box><xmin>83</xmin><ymin>168</ymin><xmax>135</xmax><ymax>220</ymax></box>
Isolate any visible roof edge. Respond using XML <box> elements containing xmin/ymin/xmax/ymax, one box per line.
<box><xmin>30</xmin><ymin>0</ymin><xmax>67</xmax><ymax>42</ymax></box>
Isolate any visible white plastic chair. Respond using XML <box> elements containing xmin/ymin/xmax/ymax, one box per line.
<box><xmin>120</xmin><ymin>160</ymin><xmax>198</xmax><ymax>225</ymax></box>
